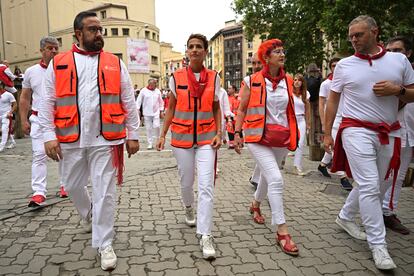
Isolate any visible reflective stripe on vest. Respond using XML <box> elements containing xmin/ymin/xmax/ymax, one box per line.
<box><xmin>53</xmin><ymin>50</ymin><xmax>125</xmax><ymax>143</ymax></box>
<box><xmin>170</xmin><ymin>68</ymin><xmax>217</xmax><ymax>148</ymax></box>
<box><xmin>243</xmin><ymin>72</ymin><xmax>299</xmax><ymax>151</ymax></box>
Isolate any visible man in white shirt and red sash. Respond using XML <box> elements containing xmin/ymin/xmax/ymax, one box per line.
<box><xmin>136</xmin><ymin>79</ymin><xmax>164</xmax><ymax>149</ymax></box>
<box><xmin>0</xmin><ymin>86</ymin><xmax>16</xmax><ymax>152</ymax></box>
<box><xmin>39</xmin><ymin>11</ymin><xmax>140</xmax><ymax>271</ymax></box>
<box><xmin>324</xmin><ymin>15</ymin><xmax>414</xmax><ymax>270</ymax></box>
<box><xmin>20</xmin><ymin>36</ymin><xmax>68</xmax><ymax>206</ymax></box>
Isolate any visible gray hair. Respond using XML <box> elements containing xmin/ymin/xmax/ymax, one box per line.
<box><xmin>148</xmin><ymin>78</ymin><xmax>157</xmax><ymax>84</ymax></box>
<box><xmin>40</xmin><ymin>36</ymin><xmax>59</xmax><ymax>49</ymax></box>
<box><xmin>348</xmin><ymin>15</ymin><xmax>378</xmax><ymax>29</ymax></box>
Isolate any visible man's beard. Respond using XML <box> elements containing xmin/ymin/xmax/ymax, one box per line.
<box><xmin>83</xmin><ymin>37</ymin><xmax>104</xmax><ymax>52</ymax></box>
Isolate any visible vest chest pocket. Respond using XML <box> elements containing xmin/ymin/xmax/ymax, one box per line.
<box><xmin>171</xmin><ymin>120</ymin><xmax>192</xmax><ymax>133</ymax></box>
<box><xmin>109</xmin><ymin>113</ymin><xmax>125</xmax><ymax>124</ymax></box>
<box><xmin>198</xmin><ymin>119</ymin><xmax>214</xmax><ymax>131</ymax></box>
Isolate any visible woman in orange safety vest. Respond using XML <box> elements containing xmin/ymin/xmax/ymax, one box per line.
<box><xmin>156</xmin><ymin>34</ymin><xmax>222</xmax><ymax>260</ymax></box>
<box><xmin>234</xmin><ymin>39</ymin><xmax>299</xmax><ymax>256</ymax></box>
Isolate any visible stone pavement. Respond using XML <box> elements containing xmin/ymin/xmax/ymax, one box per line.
<box><xmin>0</xmin><ymin>132</ymin><xmax>413</xmax><ymax>276</ymax></box>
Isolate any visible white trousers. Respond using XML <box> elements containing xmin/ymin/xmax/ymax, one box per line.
<box><xmin>248</xmin><ymin>143</ymin><xmax>288</xmax><ymax>225</ymax></box>
<box><xmin>293</xmin><ymin>115</ymin><xmax>306</xmax><ymax>169</ymax></box>
<box><xmin>30</xmin><ymin>119</ymin><xmax>63</xmax><ymax>196</ymax></box>
<box><xmin>0</xmin><ymin>113</ymin><xmax>15</xmax><ymax>147</ymax></box>
<box><xmin>382</xmin><ymin>145</ymin><xmax>413</xmax><ymax>215</ymax></box>
<box><xmin>61</xmin><ymin>146</ymin><xmax>116</xmax><ymax>249</ymax></box>
<box><xmin>251</xmin><ymin>164</ymin><xmax>261</xmax><ymax>184</ymax></box>
<box><xmin>173</xmin><ymin>145</ymin><xmax>216</xmax><ymax>236</ymax></box>
<box><xmin>320</xmin><ymin>119</ymin><xmax>345</xmax><ymax>177</ymax></box>
<box><xmin>339</xmin><ymin>127</ymin><xmax>395</xmax><ymax>247</ymax></box>
<box><xmin>144</xmin><ymin>115</ymin><xmax>160</xmax><ymax>145</ymax></box>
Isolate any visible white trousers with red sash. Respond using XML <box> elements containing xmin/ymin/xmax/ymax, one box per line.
<box><xmin>338</xmin><ymin>127</ymin><xmax>397</xmax><ymax>247</ymax></box>
<box><xmin>61</xmin><ymin>146</ymin><xmax>116</xmax><ymax>249</ymax></box>
<box><xmin>248</xmin><ymin>143</ymin><xmax>288</xmax><ymax>225</ymax></box>
<box><xmin>0</xmin><ymin>113</ymin><xmax>15</xmax><ymax>147</ymax></box>
<box><xmin>144</xmin><ymin>115</ymin><xmax>160</xmax><ymax>146</ymax></box>
<box><xmin>173</xmin><ymin>144</ymin><xmax>216</xmax><ymax>236</ymax></box>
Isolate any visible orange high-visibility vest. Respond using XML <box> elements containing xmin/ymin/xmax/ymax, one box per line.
<box><xmin>53</xmin><ymin>50</ymin><xmax>126</xmax><ymax>143</ymax></box>
<box><xmin>243</xmin><ymin>72</ymin><xmax>298</xmax><ymax>151</ymax></box>
<box><xmin>171</xmin><ymin>68</ymin><xmax>218</xmax><ymax>148</ymax></box>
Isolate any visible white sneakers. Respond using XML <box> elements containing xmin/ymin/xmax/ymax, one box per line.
<box><xmin>0</xmin><ymin>145</ymin><xmax>5</xmax><ymax>152</ymax></box>
<box><xmin>335</xmin><ymin>216</ymin><xmax>367</xmax><ymax>240</ymax></box>
<box><xmin>99</xmin><ymin>245</ymin><xmax>117</xmax><ymax>271</ymax></box>
<box><xmin>147</xmin><ymin>144</ymin><xmax>153</xmax><ymax>150</ymax></box>
<box><xmin>185</xmin><ymin>207</ymin><xmax>196</xmax><ymax>227</ymax></box>
<box><xmin>6</xmin><ymin>142</ymin><xmax>16</xmax><ymax>149</ymax></box>
<box><xmin>372</xmin><ymin>245</ymin><xmax>396</xmax><ymax>270</ymax></box>
<box><xmin>200</xmin><ymin>235</ymin><xmax>216</xmax><ymax>260</ymax></box>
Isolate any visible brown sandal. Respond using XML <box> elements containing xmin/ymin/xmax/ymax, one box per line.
<box><xmin>276</xmin><ymin>233</ymin><xmax>299</xmax><ymax>256</ymax></box>
<box><xmin>249</xmin><ymin>203</ymin><xmax>265</xmax><ymax>224</ymax></box>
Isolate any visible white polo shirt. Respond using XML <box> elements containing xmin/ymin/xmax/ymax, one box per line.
<box><xmin>0</xmin><ymin>91</ymin><xmax>15</xmax><ymax>115</ymax></box>
<box><xmin>331</xmin><ymin>52</ymin><xmax>414</xmax><ymax>126</ymax></box>
<box><xmin>22</xmin><ymin>64</ymin><xmax>46</xmax><ymax>113</ymax></box>
<box><xmin>136</xmin><ymin>87</ymin><xmax>164</xmax><ymax>117</ymax></box>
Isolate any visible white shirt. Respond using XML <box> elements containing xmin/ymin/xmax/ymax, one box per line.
<box><xmin>168</xmin><ymin>72</ymin><xmax>220</xmax><ymax>101</ymax></box>
<box><xmin>245</xmin><ymin>77</ymin><xmax>288</xmax><ymax>127</ymax></box>
<box><xmin>0</xmin><ymin>91</ymin><xmax>15</xmax><ymax>115</ymax></box>
<box><xmin>39</xmin><ymin>51</ymin><xmax>140</xmax><ymax>149</ymax></box>
<box><xmin>218</xmin><ymin>88</ymin><xmax>232</xmax><ymax>117</ymax></box>
<box><xmin>136</xmin><ymin>87</ymin><xmax>164</xmax><ymax>116</ymax></box>
<box><xmin>293</xmin><ymin>90</ymin><xmax>310</xmax><ymax>116</ymax></box>
<box><xmin>331</xmin><ymin>52</ymin><xmax>414</xmax><ymax>127</ymax></box>
<box><xmin>319</xmin><ymin>78</ymin><xmax>344</xmax><ymax>119</ymax></box>
<box><xmin>22</xmin><ymin>64</ymin><xmax>46</xmax><ymax>112</ymax></box>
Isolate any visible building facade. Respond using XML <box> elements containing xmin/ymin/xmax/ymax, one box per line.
<box><xmin>160</xmin><ymin>42</ymin><xmax>186</xmax><ymax>90</ymax></box>
<box><xmin>0</xmin><ymin>0</ymin><xmax>161</xmax><ymax>88</ymax></box>
<box><xmin>208</xmin><ymin>20</ymin><xmax>262</xmax><ymax>90</ymax></box>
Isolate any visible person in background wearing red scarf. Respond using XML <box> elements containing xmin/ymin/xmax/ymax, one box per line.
<box><xmin>324</xmin><ymin>15</ymin><xmax>414</xmax><ymax>270</ymax></box>
<box><xmin>226</xmin><ymin>84</ymin><xmax>240</xmax><ymax>148</ymax></box>
<box><xmin>318</xmin><ymin>57</ymin><xmax>353</xmax><ymax>190</ymax></box>
<box><xmin>19</xmin><ymin>37</ymin><xmax>70</xmax><ymax>207</ymax></box>
<box><xmin>39</xmin><ymin>11</ymin><xmax>140</xmax><ymax>271</ymax></box>
<box><xmin>234</xmin><ymin>39</ymin><xmax>299</xmax><ymax>256</ymax></box>
<box><xmin>156</xmin><ymin>33</ymin><xmax>222</xmax><ymax>260</ymax></box>
<box><xmin>136</xmin><ymin>78</ymin><xmax>164</xmax><ymax>150</ymax></box>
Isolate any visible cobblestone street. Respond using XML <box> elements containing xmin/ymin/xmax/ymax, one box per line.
<box><xmin>0</xmin><ymin>131</ymin><xmax>413</xmax><ymax>276</ymax></box>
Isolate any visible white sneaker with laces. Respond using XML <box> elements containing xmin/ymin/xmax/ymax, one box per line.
<box><xmin>200</xmin><ymin>235</ymin><xmax>216</xmax><ymax>259</ymax></box>
<box><xmin>6</xmin><ymin>143</ymin><xmax>16</xmax><ymax>149</ymax></box>
<box><xmin>335</xmin><ymin>216</ymin><xmax>367</xmax><ymax>240</ymax></box>
<box><xmin>99</xmin><ymin>245</ymin><xmax>117</xmax><ymax>271</ymax></box>
<box><xmin>372</xmin><ymin>245</ymin><xmax>396</xmax><ymax>270</ymax></box>
<box><xmin>184</xmin><ymin>207</ymin><xmax>196</xmax><ymax>227</ymax></box>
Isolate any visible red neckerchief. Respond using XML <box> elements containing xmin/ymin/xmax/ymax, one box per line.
<box><xmin>354</xmin><ymin>44</ymin><xmax>386</xmax><ymax>66</ymax></box>
<box><xmin>187</xmin><ymin>66</ymin><xmax>208</xmax><ymax>98</ymax></box>
<box><xmin>261</xmin><ymin>65</ymin><xmax>286</xmax><ymax>90</ymax></box>
<box><xmin>39</xmin><ymin>60</ymin><xmax>48</xmax><ymax>69</ymax></box>
<box><xmin>71</xmin><ymin>44</ymin><xmax>102</xmax><ymax>56</ymax></box>
<box><xmin>146</xmin><ymin>86</ymin><xmax>155</xmax><ymax>91</ymax></box>
<box><xmin>327</xmin><ymin>73</ymin><xmax>333</xmax><ymax>80</ymax></box>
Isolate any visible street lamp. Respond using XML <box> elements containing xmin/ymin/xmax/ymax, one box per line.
<box><xmin>137</xmin><ymin>24</ymin><xmax>149</xmax><ymax>39</ymax></box>
<box><xmin>6</xmin><ymin>40</ymin><xmax>27</xmax><ymax>56</ymax></box>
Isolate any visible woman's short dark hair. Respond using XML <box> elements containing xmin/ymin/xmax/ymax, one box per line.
<box><xmin>74</xmin><ymin>11</ymin><xmax>97</xmax><ymax>31</ymax></box>
<box><xmin>328</xmin><ymin>57</ymin><xmax>341</xmax><ymax>68</ymax></box>
<box><xmin>187</xmin><ymin>34</ymin><xmax>208</xmax><ymax>50</ymax></box>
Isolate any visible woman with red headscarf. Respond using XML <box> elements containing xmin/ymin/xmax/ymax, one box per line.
<box><xmin>234</xmin><ymin>39</ymin><xmax>299</xmax><ymax>256</ymax></box>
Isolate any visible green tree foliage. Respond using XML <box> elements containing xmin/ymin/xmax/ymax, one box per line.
<box><xmin>233</xmin><ymin>0</ymin><xmax>414</xmax><ymax>72</ymax></box>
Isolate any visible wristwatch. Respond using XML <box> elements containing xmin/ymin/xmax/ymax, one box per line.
<box><xmin>399</xmin><ymin>86</ymin><xmax>406</xmax><ymax>96</ymax></box>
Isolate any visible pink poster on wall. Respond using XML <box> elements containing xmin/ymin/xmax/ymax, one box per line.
<box><xmin>127</xmin><ymin>38</ymin><xmax>149</xmax><ymax>73</ymax></box>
